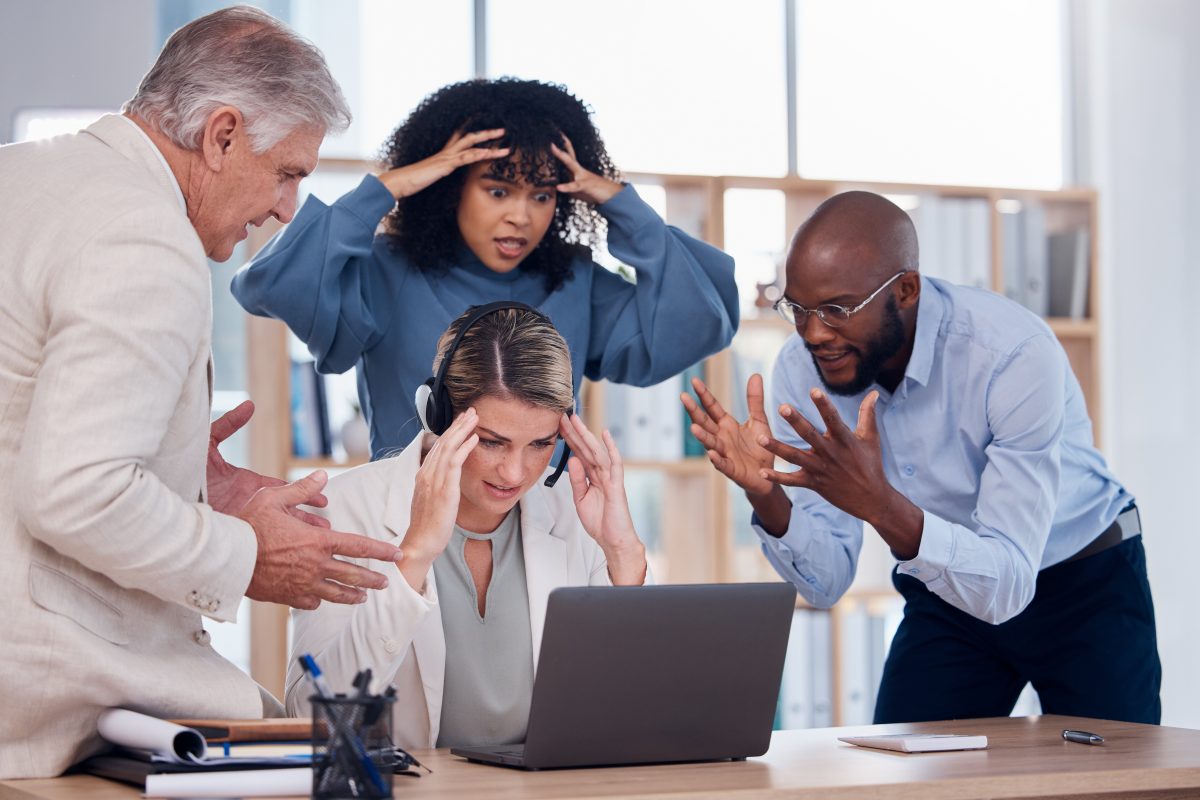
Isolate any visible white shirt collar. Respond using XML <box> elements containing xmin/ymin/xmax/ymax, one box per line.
<box><xmin>115</xmin><ymin>115</ymin><xmax>187</xmax><ymax>213</ymax></box>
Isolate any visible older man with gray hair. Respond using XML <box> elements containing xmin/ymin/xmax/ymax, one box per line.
<box><xmin>0</xmin><ymin>6</ymin><xmax>402</xmax><ymax>778</ymax></box>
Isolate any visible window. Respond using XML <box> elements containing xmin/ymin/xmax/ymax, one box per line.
<box><xmin>12</xmin><ymin>108</ymin><xmax>109</xmax><ymax>142</ymax></box>
<box><xmin>291</xmin><ymin>0</ymin><xmax>474</xmax><ymax>159</ymax></box>
<box><xmin>795</xmin><ymin>0</ymin><xmax>1065</xmax><ymax>188</ymax></box>
<box><xmin>487</xmin><ymin>0</ymin><xmax>789</xmax><ymax>176</ymax></box>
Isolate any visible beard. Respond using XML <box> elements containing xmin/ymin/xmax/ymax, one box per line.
<box><xmin>808</xmin><ymin>296</ymin><xmax>906</xmax><ymax>396</ymax></box>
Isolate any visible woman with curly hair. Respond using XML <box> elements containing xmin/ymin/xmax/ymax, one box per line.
<box><xmin>232</xmin><ymin>78</ymin><xmax>738</xmax><ymax>457</ymax></box>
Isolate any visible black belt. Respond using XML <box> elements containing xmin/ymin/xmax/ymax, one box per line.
<box><xmin>1063</xmin><ymin>504</ymin><xmax>1141</xmax><ymax>564</ymax></box>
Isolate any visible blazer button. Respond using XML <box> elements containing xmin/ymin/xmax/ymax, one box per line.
<box><xmin>383</xmin><ymin>639</ymin><xmax>399</xmax><ymax>654</ymax></box>
<box><xmin>193</xmin><ymin>629</ymin><xmax>212</xmax><ymax>646</ymax></box>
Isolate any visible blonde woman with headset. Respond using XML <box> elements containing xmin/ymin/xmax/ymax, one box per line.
<box><xmin>286</xmin><ymin>302</ymin><xmax>649</xmax><ymax>750</ymax></box>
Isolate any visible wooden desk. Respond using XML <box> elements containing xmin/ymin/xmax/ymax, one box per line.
<box><xmin>4</xmin><ymin>715</ymin><xmax>1200</xmax><ymax>800</ymax></box>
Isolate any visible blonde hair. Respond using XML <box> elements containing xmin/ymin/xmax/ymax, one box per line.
<box><xmin>124</xmin><ymin>5</ymin><xmax>350</xmax><ymax>153</ymax></box>
<box><xmin>433</xmin><ymin>307</ymin><xmax>574</xmax><ymax>416</ymax></box>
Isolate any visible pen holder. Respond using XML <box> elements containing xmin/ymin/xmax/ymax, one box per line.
<box><xmin>311</xmin><ymin>694</ymin><xmax>396</xmax><ymax>800</ymax></box>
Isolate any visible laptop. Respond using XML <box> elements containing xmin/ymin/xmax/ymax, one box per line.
<box><xmin>451</xmin><ymin>582</ymin><xmax>796</xmax><ymax>770</ymax></box>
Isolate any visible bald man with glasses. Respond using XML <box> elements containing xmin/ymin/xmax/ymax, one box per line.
<box><xmin>684</xmin><ymin>190</ymin><xmax>1159</xmax><ymax>725</ymax></box>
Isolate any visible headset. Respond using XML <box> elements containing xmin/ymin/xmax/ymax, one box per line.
<box><xmin>414</xmin><ymin>300</ymin><xmax>572</xmax><ymax>488</ymax></box>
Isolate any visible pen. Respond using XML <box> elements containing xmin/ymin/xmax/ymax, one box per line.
<box><xmin>299</xmin><ymin>654</ymin><xmax>334</xmax><ymax>699</ymax></box>
<box><xmin>300</xmin><ymin>654</ymin><xmax>388</xmax><ymax>796</ymax></box>
<box><xmin>1062</xmin><ymin>729</ymin><xmax>1104</xmax><ymax>745</ymax></box>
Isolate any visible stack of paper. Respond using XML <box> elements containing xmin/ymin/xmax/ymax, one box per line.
<box><xmin>82</xmin><ymin>709</ymin><xmax>312</xmax><ymax>798</ymax></box>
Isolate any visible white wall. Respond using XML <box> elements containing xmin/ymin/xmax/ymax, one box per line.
<box><xmin>0</xmin><ymin>0</ymin><xmax>156</xmax><ymax>143</ymax></box>
<box><xmin>1079</xmin><ymin>0</ymin><xmax>1200</xmax><ymax>728</ymax></box>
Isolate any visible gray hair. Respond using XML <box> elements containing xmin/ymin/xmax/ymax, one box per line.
<box><xmin>123</xmin><ymin>5</ymin><xmax>350</xmax><ymax>153</ymax></box>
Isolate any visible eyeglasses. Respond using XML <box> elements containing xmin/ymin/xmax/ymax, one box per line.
<box><xmin>773</xmin><ymin>271</ymin><xmax>907</xmax><ymax>328</ymax></box>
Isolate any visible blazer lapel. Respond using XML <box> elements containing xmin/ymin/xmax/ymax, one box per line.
<box><xmin>520</xmin><ymin>486</ymin><xmax>568</xmax><ymax>674</ymax></box>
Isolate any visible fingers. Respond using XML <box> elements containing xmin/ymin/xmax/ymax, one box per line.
<box><xmin>257</xmin><ymin>475</ymin><xmax>289</xmax><ymax>491</ymax></box>
<box><xmin>325</xmin><ymin>528</ymin><xmax>403</xmax><ymax>565</ymax></box>
<box><xmin>856</xmin><ymin>391</ymin><xmax>880</xmax><ymax>441</ymax></box>
<box><xmin>266</xmin><ymin>470</ymin><xmax>329</xmax><ymax>508</ymax></box>
<box><xmin>455</xmin><ymin>145</ymin><xmax>511</xmax><ymax>168</ymax></box>
<box><xmin>549</xmin><ymin>140</ymin><xmax>580</xmax><ymax>171</ymax></box>
<box><xmin>425</xmin><ymin>409</ymin><xmax>478</xmax><ymax>465</ymax></box>
<box><xmin>705</xmin><ymin>448</ymin><xmax>738</xmax><ymax>480</ymax></box>
<box><xmin>566</xmin><ymin>413</ymin><xmax>607</xmax><ymax>469</ymax></box>
<box><xmin>681</xmin><ymin>391</ymin><xmax>720</xmax><ymax>437</ymax></box>
<box><xmin>809</xmin><ymin>388</ymin><xmax>851</xmax><ymax>440</ymax></box>
<box><xmin>323</xmin><ymin>556</ymin><xmax>393</xmax><ymax>592</ymax></box>
<box><xmin>691</xmin><ymin>376</ymin><xmax>730</xmax><ymax>423</ymax></box>
<box><xmin>447</xmin><ymin>127</ymin><xmax>506</xmax><ymax>151</ymax></box>
<box><xmin>761</xmin><ymin>466</ymin><xmax>810</xmax><ymax>488</ymax></box>
<box><xmin>777</xmin><ymin>404</ymin><xmax>826</xmax><ymax>451</ymax></box>
<box><xmin>601</xmin><ymin>428</ymin><xmax>624</xmax><ymax>482</ymax></box>
<box><xmin>689</xmin><ymin>421</ymin><xmax>722</xmax><ymax>454</ymax></box>
<box><xmin>290</xmin><ymin>593</ymin><xmax>322</xmax><ymax>612</ymax></box>
<box><xmin>747</xmin><ymin>374</ymin><xmax>769</xmax><ymax>423</ymax></box>
<box><xmin>759</xmin><ymin>434</ymin><xmax>817</xmax><ymax>469</ymax></box>
<box><xmin>449</xmin><ymin>129</ymin><xmax>510</xmax><ymax>167</ymax></box>
<box><xmin>310</xmin><ymin>580</ymin><xmax>366</xmax><ymax>607</ymax></box>
<box><xmin>210</xmin><ymin>400</ymin><xmax>255</xmax><ymax>445</ymax></box>
<box><xmin>291</xmin><ymin>508</ymin><xmax>332</xmax><ymax>529</ymax></box>
<box><xmin>566</xmin><ymin>455</ymin><xmax>589</xmax><ymax>506</ymax></box>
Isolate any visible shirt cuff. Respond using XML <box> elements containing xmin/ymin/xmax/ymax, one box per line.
<box><xmin>751</xmin><ymin>510</ymin><xmax>810</xmax><ymax>559</ymax></box>
<box><xmin>195</xmin><ymin>513</ymin><xmax>258</xmax><ymax>624</ymax></box>
<box><xmin>895</xmin><ymin>509</ymin><xmax>955</xmax><ymax>585</ymax></box>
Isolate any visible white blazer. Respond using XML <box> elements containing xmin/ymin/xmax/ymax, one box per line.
<box><xmin>286</xmin><ymin>435</ymin><xmax>642</xmax><ymax>750</ymax></box>
<box><xmin>0</xmin><ymin>116</ymin><xmax>263</xmax><ymax>779</ymax></box>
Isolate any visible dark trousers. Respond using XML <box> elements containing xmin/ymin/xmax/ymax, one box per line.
<box><xmin>873</xmin><ymin>535</ymin><xmax>1161</xmax><ymax>725</ymax></box>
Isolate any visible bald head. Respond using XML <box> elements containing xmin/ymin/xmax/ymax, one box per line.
<box><xmin>788</xmin><ymin>191</ymin><xmax>918</xmax><ymax>285</ymax></box>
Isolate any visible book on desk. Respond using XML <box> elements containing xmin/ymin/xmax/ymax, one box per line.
<box><xmin>78</xmin><ymin>709</ymin><xmax>312</xmax><ymax>797</ymax></box>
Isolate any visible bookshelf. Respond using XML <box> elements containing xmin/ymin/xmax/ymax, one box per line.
<box><xmin>241</xmin><ymin>163</ymin><xmax>1099</xmax><ymax>722</ymax></box>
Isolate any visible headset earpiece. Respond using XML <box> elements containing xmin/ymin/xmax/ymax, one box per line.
<box><xmin>414</xmin><ymin>379</ymin><xmax>436</xmax><ymax>434</ymax></box>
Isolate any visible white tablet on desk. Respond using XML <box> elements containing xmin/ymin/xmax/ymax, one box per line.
<box><xmin>838</xmin><ymin>733</ymin><xmax>989</xmax><ymax>753</ymax></box>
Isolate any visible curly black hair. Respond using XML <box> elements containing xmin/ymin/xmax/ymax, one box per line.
<box><xmin>380</xmin><ymin>78</ymin><xmax>620</xmax><ymax>292</ymax></box>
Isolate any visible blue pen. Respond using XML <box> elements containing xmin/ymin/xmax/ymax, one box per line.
<box><xmin>300</xmin><ymin>654</ymin><xmax>335</xmax><ymax>699</ymax></box>
<box><xmin>300</xmin><ymin>653</ymin><xmax>388</xmax><ymax>796</ymax></box>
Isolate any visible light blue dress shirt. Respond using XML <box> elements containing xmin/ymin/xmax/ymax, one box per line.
<box><xmin>756</xmin><ymin>276</ymin><xmax>1131</xmax><ymax>625</ymax></box>
<box><xmin>231</xmin><ymin>175</ymin><xmax>738</xmax><ymax>458</ymax></box>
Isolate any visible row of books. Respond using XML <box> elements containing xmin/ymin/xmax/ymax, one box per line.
<box><xmin>290</xmin><ymin>358</ymin><xmax>363</xmax><ymax>460</ymax></box>
<box><xmin>778</xmin><ymin>602</ymin><xmax>902</xmax><ymax>730</ymax></box>
<box><xmin>602</xmin><ymin>362</ymin><xmax>707</xmax><ymax>461</ymax></box>
<box><xmin>909</xmin><ymin>195</ymin><xmax>992</xmax><ymax>292</ymax></box>
<box><xmin>290</xmin><ymin>359</ymin><xmax>331</xmax><ymax>458</ymax></box>
<box><xmin>908</xmin><ymin>194</ymin><xmax>1091</xmax><ymax>319</ymax></box>
<box><xmin>1004</xmin><ymin>209</ymin><xmax>1091</xmax><ymax>319</ymax></box>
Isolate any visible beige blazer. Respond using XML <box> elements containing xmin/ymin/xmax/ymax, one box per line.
<box><xmin>0</xmin><ymin>116</ymin><xmax>263</xmax><ymax>779</ymax></box>
<box><xmin>286</xmin><ymin>435</ymin><xmax>639</xmax><ymax>750</ymax></box>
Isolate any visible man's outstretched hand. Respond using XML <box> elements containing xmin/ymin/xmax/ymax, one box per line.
<box><xmin>240</xmin><ymin>470</ymin><xmax>403</xmax><ymax>610</ymax></box>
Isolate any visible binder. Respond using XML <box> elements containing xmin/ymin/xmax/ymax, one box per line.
<box><xmin>169</xmin><ymin>717</ymin><xmax>312</xmax><ymax>744</ymax></box>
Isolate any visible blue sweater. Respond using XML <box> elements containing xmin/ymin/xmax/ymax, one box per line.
<box><xmin>231</xmin><ymin>175</ymin><xmax>739</xmax><ymax>458</ymax></box>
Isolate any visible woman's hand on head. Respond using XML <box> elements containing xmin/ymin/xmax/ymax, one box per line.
<box><xmin>378</xmin><ymin>129</ymin><xmax>510</xmax><ymax>201</ymax></box>
<box><xmin>400</xmin><ymin>408</ymin><xmax>479</xmax><ymax>592</ymax></box>
<box><xmin>559</xmin><ymin>413</ymin><xmax>647</xmax><ymax>586</ymax></box>
<box><xmin>551</xmin><ymin>135</ymin><xmax>623</xmax><ymax>206</ymax></box>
